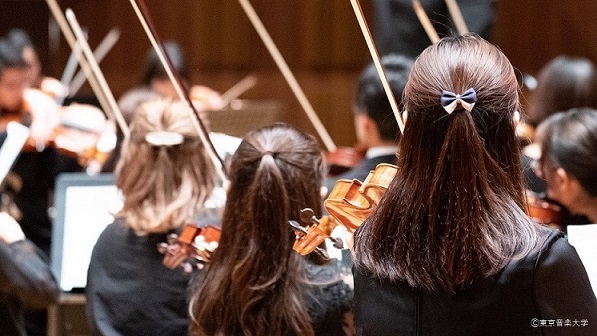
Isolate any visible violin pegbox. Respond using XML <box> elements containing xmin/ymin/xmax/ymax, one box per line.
<box><xmin>157</xmin><ymin>224</ymin><xmax>222</xmax><ymax>273</ymax></box>
<box><xmin>299</xmin><ymin>208</ymin><xmax>344</xmax><ymax>249</ymax></box>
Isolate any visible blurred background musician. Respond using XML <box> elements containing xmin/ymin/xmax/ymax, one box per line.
<box><xmin>325</xmin><ymin>54</ymin><xmax>412</xmax><ymax>193</ymax></box>
<box><xmin>536</xmin><ymin>108</ymin><xmax>597</xmax><ymax>224</ymax></box>
<box><xmin>119</xmin><ymin>40</ymin><xmax>223</xmax><ymax>112</ymax></box>
<box><xmin>373</xmin><ymin>0</ymin><xmax>495</xmax><ymax>57</ymax></box>
<box><xmin>0</xmin><ymin>36</ymin><xmax>69</xmax><ymax>336</ymax></box>
<box><xmin>520</xmin><ymin>56</ymin><xmax>597</xmax><ymax>227</ymax></box>
<box><xmin>0</xmin><ymin>211</ymin><xmax>58</xmax><ymax>336</ymax></box>
<box><xmin>190</xmin><ymin>124</ymin><xmax>353</xmax><ymax>336</ymax></box>
<box><xmin>86</xmin><ymin>99</ymin><xmax>217</xmax><ymax>336</ymax></box>
<box><xmin>525</xmin><ymin>56</ymin><xmax>597</xmax><ymax>131</ymax></box>
<box><xmin>6</xmin><ymin>28</ymin><xmax>68</xmax><ymax>100</ymax></box>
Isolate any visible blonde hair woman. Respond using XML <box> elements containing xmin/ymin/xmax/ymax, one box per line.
<box><xmin>86</xmin><ymin>99</ymin><xmax>216</xmax><ymax>336</ymax></box>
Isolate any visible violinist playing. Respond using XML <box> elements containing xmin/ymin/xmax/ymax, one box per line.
<box><xmin>0</xmin><ymin>38</ymin><xmax>64</xmax><ymax>257</ymax></box>
<box><xmin>118</xmin><ymin>40</ymin><xmax>223</xmax><ymax>112</ymax></box>
<box><xmin>189</xmin><ymin>123</ymin><xmax>353</xmax><ymax>336</ymax></box>
<box><xmin>0</xmin><ymin>35</ymin><xmax>73</xmax><ymax>336</ymax></box>
<box><xmin>352</xmin><ymin>34</ymin><xmax>597</xmax><ymax>335</ymax></box>
<box><xmin>86</xmin><ymin>99</ymin><xmax>217</xmax><ymax>336</ymax></box>
<box><xmin>536</xmin><ymin>108</ymin><xmax>597</xmax><ymax>224</ymax></box>
<box><xmin>324</xmin><ymin>54</ymin><xmax>412</xmax><ymax>195</ymax></box>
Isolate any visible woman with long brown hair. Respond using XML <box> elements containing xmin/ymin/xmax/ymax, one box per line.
<box><xmin>86</xmin><ymin>99</ymin><xmax>216</xmax><ymax>335</ymax></box>
<box><xmin>353</xmin><ymin>35</ymin><xmax>597</xmax><ymax>335</ymax></box>
<box><xmin>189</xmin><ymin>124</ymin><xmax>353</xmax><ymax>336</ymax></box>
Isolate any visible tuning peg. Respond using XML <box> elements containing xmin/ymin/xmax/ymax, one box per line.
<box><xmin>167</xmin><ymin>233</ymin><xmax>179</xmax><ymax>244</ymax></box>
<box><xmin>157</xmin><ymin>242</ymin><xmax>168</xmax><ymax>254</ymax></box>
<box><xmin>299</xmin><ymin>208</ymin><xmax>318</xmax><ymax>225</ymax></box>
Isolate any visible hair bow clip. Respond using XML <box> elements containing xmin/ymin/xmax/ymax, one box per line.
<box><xmin>440</xmin><ymin>88</ymin><xmax>477</xmax><ymax>114</ymax></box>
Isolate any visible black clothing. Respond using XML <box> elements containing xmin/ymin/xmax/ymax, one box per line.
<box><xmin>373</xmin><ymin>0</ymin><xmax>495</xmax><ymax>58</ymax></box>
<box><xmin>0</xmin><ymin>239</ymin><xmax>58</xmax><ymax>336</ymax></box>
<box><xmin>354</xmin><ymin>230</ymin><xmax>597</xmax><ymax>335</ymax></box>
<box><xmin>86</xmin><ymin>218</ymin><xmax>194</xmax><ymax>336</ymax></box>
<box><xmin>303</xmin><ymin>261</ymin><xmax>354</xmax><ymax>336</ymax></box>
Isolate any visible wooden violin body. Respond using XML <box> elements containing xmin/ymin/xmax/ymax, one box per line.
<box><xmin>324</xmin><ymin>163</ymin><xmax>397</xmax><ymax>232</ymax></box>
<box><xmin>526</xmin><ymin>191</ymin><xmax>568</xmax><ymax>231</ymax></box>
<box><xmin>292</xmin><ymin>163</ymin><xmax>397</xmax><ymax>257</ymax></box>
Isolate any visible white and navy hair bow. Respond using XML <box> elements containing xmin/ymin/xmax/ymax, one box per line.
<box><xmin>440</xmin><ymin>88</ymin><xmax>477</xmax><ymax>114</ymax></box>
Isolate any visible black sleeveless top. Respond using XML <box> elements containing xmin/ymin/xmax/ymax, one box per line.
<box><xmin>354</xmin><ymin>230</ymin><xmax>597</xmax><ymax>336</ymax></box>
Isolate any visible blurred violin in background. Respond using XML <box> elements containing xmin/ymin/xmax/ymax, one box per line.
<box><xmin>526</xmin><ymin>190</ymin><xmax>568</xmax><ymax>232</ymax></box>
<box><xmin>0</xmin><ymin>88</ymin><xmax>116</xmax><ymax>173</ymax></box>
<box><xmin>159</xmin><ymin>224</ymin><xmax>221</xmax><ymax>273</ymax></box>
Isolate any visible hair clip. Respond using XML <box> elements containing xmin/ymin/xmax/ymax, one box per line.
<box><xmin>145</xmin><ymin>131</ymin><xmax>184</xmax><ymax>146</ymax></box>
<box><xmin>440</xmin><ymin>88</ymin><xmax>477</xmax><ymax>114</ymax></box>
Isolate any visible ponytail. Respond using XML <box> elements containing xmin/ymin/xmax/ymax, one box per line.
<box><xmin>190</xmin><ymin>124</ymin><xmax>320</xmax><ymax>336</ymax></box>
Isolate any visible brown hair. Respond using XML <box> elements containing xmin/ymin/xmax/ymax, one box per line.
<box><xmin>539</xmin><ymin>108</ymin><xmax>597</xmax><ymax>197</ymax></box>
<box><xmin>189</xmin><ymin>124</ymin><xmax>327</xmax><ymax>336</ymax></box>
<box><xmin>354</xmin><ymin>34</ymin><xmax>540</xmax><ymax>292</ymax></box>
<box><xmin>527</xmin><ymin>56</ymin><xmax>597</xmax><ymax>127</ymax></box>
<box><xmin>115</xmin><ymin>99</ymin><xmax>216</xmax><ymax>234</ymax></box>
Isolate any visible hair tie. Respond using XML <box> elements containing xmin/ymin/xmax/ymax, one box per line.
<box><xmin>440</xmin><ymin>88</ymin><xmax>477</xmax><ymax>114</ymax></box>
<box><xmin>145</xmin><ymin>131</ymin><xmax>184</xmax><ymax>146</ymax></box>
<box><xmin>261</xmin><ymin>150</ymin><xmax>276</xmax><ymax>159</ymax></box>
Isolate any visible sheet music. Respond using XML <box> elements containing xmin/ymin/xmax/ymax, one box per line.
<box><xmin>59</xmin><ymin>185</ymin><xmax>123</xmax><ymax>291</ymax></box>
<box><xmin>567</xmin><ymin>224</ymin><xmax>597</xmax><ymax>296</ymax></box>
<box><xmin>0</xmin><ymin>122</ymin><xmax>29</xmax><ymax>183</ymax></box>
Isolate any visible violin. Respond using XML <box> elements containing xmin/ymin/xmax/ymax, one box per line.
<box><xmin>1</xmin><ymin>89</ymin><xmax>114</xmax><ymax>169</ymax></box>
<box><xmin>292</xmin><ymin>163</ymin><xmax>397</xmax><ymax>256</ymax></box>
<box><xmin>159</xmin><ymin>224</ymin><xmax>221</xmax><ymax>272</ymax></box>
<box><xmin>526</xmin><ymin>191</ymin><xmax>568</xmax><ymax>231</ymax></box>
<box><xmin>290</xmin><ymin>208</ymin><xmax>345</xmax><ymax>259</ymax></box>
<box><xmin>324</xmin><ymin>163</ymin><xmax>397</xmax><ymax>232</ymax></box>
<box><xmin>325</xmin><ymin>145</ymin><xmax>367</xmax><ymax>176</ymax></box>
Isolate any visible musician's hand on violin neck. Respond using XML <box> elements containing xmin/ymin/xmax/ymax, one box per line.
<box><xmin>22</xmin><ymin>88</ymin><xmax>61</xmax><ymax>148</ymax></box>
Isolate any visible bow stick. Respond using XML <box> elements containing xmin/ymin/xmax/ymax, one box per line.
<box><xmin>65</xmin><ymin>9</ymin><xmax>130</xmax><ymax>138</ymax></box>
<box><xmin>237</xmin><ymin>0</ymin><xmax>337</xmax><ymax>152</ymax></box>
<box><xmin>219</xmin><ymin>74</ymin><xmax>258</xmax><ymax>108</ymax></box>
<box><xmin>129</xmin><ymin>0</ymin><xmax>227</xmax><ymax>182</ymax></box>
<box><xmin>69</xmin><ymin>28</ymin><xmax>121</xmax><ymax>96</ymax></box>
<box><xmin>444</xmin><ymin>0</ymin><xmax>469</xmax><ymax>36</ymax></box>
<box><xmin>45</xmin><ymin>0</ymin><xmax>113</xmax><ymax>122</ymax></box>
<box><xmin>349</xmin><ymin>0</ymin><xmax>405</xmax><ymax>134</ymax></box>
<box><xmin>412</xmin><ymin>0</ymin><xmax>440</xmax><ymax>44</ymax></box>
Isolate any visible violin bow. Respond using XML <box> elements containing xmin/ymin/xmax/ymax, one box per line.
<box><xmin>65</xmin><ymin>9</ymin><xmax>130</xmax><ymax>138</ymax></box>
<box><xmin>219</xmin><ymin>74</ymin><xmax>258</xmax><ymax>108</ymax></box>
<box><xmin>237</xmin><ymin>0</ymin><xmax>337</xmax><ymax>152</ymax></box>
<box><xmin>45</xmin><ymin>0</ymin><xmax>113</xmax><ymax>122</ymax></box>
<box><xmin>412</xmin><ymin>0</ymin><xmax>440</xmax><ymax>44</ymax></box>
<box><xmin>444</xmin><ymin>0</ymin><xmax>469</xmax><ymax>36</ymax></box>
<box><xmin>129</xmin><ymin>0</ymin><xmax>228</xmax><ymax>182</ymax></box>
<box><xmin>349</xmin><ymin>0</ymin><xmax>405</xmax><ymax>134</ymax></box>
<box><xmin>69</xmin><ymin>28</ymin><xmax>121</xmax><ymax>96</ymax></box>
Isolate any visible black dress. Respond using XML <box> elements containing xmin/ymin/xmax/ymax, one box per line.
<box><xmin>86</xmin><ymin>218</ymin><xmax>195</xmax><ymax>336</ymax></box>
<box><xmin>354</xmin><ymin>230</ymin><xmax>597</xmax><ymax>335</ymax></box>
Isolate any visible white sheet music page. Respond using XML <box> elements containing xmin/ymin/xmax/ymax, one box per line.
<box><xmin>567</xmin><ymin>224</ymin><xmax>597</xmax><ymax>296</ymax></box>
